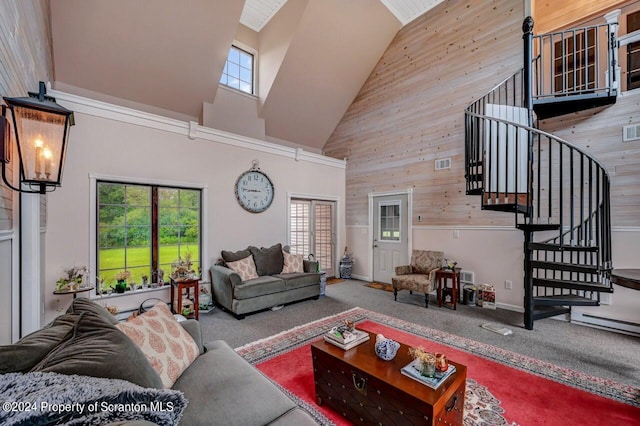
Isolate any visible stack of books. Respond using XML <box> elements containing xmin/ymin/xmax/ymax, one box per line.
<box><xmin>323</xmin><ymin>329</ymin><xmax>370</xmax><ymax>350</ymax></box>
<box><xmin>400</xmin><ymin>359</ymin><xmax>456</xmax><ymax>389</ymax></box>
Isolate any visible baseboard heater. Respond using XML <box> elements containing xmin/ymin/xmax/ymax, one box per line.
<box><xmin>571</xmin><ymin>312</ymin><xmax>640</xmax><ymax>337</ymax></box>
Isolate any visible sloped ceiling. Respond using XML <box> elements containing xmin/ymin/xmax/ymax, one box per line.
<box><xmin>50</xmin><ymin>0</ymin><xmax>443</xmax><ymax>150</ymax></box>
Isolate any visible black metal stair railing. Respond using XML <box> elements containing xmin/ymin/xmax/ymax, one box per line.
<box><xmin>464</xmin><ymin>17</ymin><xmax>616</xmax><ymax>329</ymax></box>
<box><xmin>532</xmin><ymin>22</ymin><xmax>617</xmax><ymax>102</ymax></box>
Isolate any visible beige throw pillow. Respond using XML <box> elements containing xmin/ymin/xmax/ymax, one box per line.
<box><xmin>282</xmin><ymin>251</ymin><xmax>304</xmax><ymax>273</ymax></box>
<box><xmin>227</xmin><ymin>255</ymin><xmax>259</xmax><ymax>281</ymax></box>
<box><xmin>116</xmin><ymin>302</ymin><xmax>199</xmax><ymax>388</ymax></box>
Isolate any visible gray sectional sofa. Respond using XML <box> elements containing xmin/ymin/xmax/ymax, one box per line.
<box><xmin>0</xmin><ymin>298</ymin><xmax>319</xmax><ymax>425</ymax></box>
<box><xmin>211</xmin><ymin>243</ymin><xmax>321</xmax><ymax>319</ymax></box>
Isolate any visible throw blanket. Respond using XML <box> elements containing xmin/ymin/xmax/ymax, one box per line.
<box><xmin>0</xmin><ymin>372</ymin><xmax>187</xmax><ymax>426</ymax></box>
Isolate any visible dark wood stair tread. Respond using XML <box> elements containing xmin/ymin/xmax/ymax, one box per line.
<box><xmin>532</xmin><ymin>278</ymin><xmax>613</xmax><ymax>293</ymax></box>
<box><xmin>530</xmin><ymin>260</ymin><xmax>598</xmax><ymax>274</ymax></box>
<box><xmin>529</xmin><ymin>242</ymin><xmax>598</xmax><ymax>252</ymax></box>
<box><xmin>533</xmin><ymin>92</ymin><xmax>617</xmax><ymax>119</ymax></box>
<box><xmin>516</xmin><ymin>223</ymin><xmax>561</xmax><ymax>231</ymax></box>
<box><xmin>533</xmin><ymin>294</ymin><xmax>600</xmax><ymax>307</ymax></box>
<box><xmin>611</xmin><ymin>269</ymin><xmax>640</xmax><ymax>291</ymax></box>
<box><xmin>531</xmin><ymin>305</ymin><xmax>571</xmax><ymax>321</ymax></box>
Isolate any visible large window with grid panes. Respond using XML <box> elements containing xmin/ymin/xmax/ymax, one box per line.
<box><xmin>97</xmin><ymin>181</ymin><xmax>202</xmax><ymax>293</ymax></box>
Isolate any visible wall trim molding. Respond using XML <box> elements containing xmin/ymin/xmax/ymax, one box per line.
<box><xmin>413</xmin><ymin>225</ymin><xmax>516</xmax><ymax>231</ymax></box>
<box><xmin>612</xmin><ymin>226</ymin><xmax>640</xmax><ymax>232</ymax></box>
<box><xmin>49</xmin><ymin>89</ymin><xmax>346</xmax><ymax>170</ymax></box>
<box><xmin>348</xmin><ymin>225</ymin><xmax>640</xmax><ymax>232</ymax></box>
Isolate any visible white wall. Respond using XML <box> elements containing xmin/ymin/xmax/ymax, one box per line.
<box><xmin>348</xmin><ymin>224</ymin><xmax>640</xmax><ymax>327</ymax></box>
<box><xmin>43</xmin><ymin>91</ymin><xmax>345</xmax><ymax>322</ymax></box>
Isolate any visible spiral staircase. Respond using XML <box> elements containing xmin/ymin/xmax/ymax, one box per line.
<box><xmin>464</xmin><ymin>17</ymin><xmax>618</xmax><ymax>330</ymax></box>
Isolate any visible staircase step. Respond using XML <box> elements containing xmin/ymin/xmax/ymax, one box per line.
<box><xmin>532</xmin><ymin>278</ymin><xmax>613</xmax><ymax>293</ymax></box>
<box><xmin>529</xmin><ymin>242</ymin><xmax>598</xmax><ymax>252</ymax></box>
<box><xmin>533</xmin><ymin>294</ymin><xmax>600</xmax><ymax>307</ymax></box>
<box><xmin>466</xmin><ymin>188</ymin><xmax>483</xmax><ymax>196</ymax></box>
<box><xmin>531</xmin><ymin>306</ymin><xmax>571</xmax><ymax>321</ymax></box>
<box><xmin>482</xmin><ymin>203</ymin><xmax>529</xmax><ymax>214</ymax></box>
<box><xmin>533</xmin><ymin>92</ymin><xmax>617</xmax><ymax>119</ymax></box>
<box><xmin>516</xmin><ymin>223</ymin><xmax>561</xmax><ymax>232</ymax></box>
<box><xmin>531</xmin><ymin>260</ymin><xmax>598</xmax><ymax>274</ymax></box>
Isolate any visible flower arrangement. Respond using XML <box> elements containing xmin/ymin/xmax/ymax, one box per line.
<box><xmin>171</xmin><ymin>251</ymin><xmax>195</xmax><ymax>281</ymax></box>
<box><xmin>443</xmin><ymin>258</ymin><xmax>458</xmax><ymax>271</ymax></box>
<box><xmin>408</xmin><ymin>346</ymin><xmax>437</xmax><ymax>377</ymax></box>
<box><xmin>114</xmin><ymin>270</ymin><xmax>131</xmax><ymax>282</ymax></box>
<box><xmin>55</xmin><ymin>266</ymin><xmax>88</xmax><ymax>291</ymax></box>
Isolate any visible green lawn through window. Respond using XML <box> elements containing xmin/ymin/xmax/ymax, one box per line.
<box><xmin>99</xmin><ymin>244</ymin><xmax>200</xmax><ymax>288</ymax></box>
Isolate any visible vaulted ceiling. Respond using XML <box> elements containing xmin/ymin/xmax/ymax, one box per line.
<box><xmin>50</xmin><ymin>0</ymin><xmax>444</xmax><ymax>151</ymax></box>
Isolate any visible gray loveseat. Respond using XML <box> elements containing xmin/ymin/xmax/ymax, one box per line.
<box><xmin>0</xmin><ymin>298</ymin><xmax>318</xmax><ymax>425</ymax></box>
<box><xmin>211</xmin><ymin>243</ymin><xmax>321</xmax><ymax>319</ymax></box>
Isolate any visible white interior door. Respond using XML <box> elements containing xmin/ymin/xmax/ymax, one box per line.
<box><xmin>372</xmin><ymin>194</ymin><xmax>408</xmax><ymax>284</ymax></box>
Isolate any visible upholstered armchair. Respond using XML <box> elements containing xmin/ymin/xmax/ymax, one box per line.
<box><xmin>392</xmin><ymin>250</ymin><xmax>444</xmax><ymax>308</ymax></box>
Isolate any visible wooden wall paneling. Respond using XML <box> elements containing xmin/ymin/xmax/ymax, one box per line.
<box><xmin>325</xmin><ymin>0</ymin><xmax>525</xmax><ymax>227</ymax></box>
<box><xmin>540</xmin><ymin>92</ymin><xmax>640</xmax><ymax>226</ymax></box>
<box><xmin>533</xmin><ymin>0</ymin><xmax>631</xmax><ymax>33</ymax></box>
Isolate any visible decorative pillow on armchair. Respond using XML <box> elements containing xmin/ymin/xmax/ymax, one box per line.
<box><xmin>226</xmin><ymin>255</ymin><xmax>259</xmax><ymax>281</ymax></box>
<box><xmin>282</xmin><ymin>251</ymin><xmax>304</xmax><ymax>273</ymax></box>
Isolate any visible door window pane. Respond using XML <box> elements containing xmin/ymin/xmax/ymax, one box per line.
<box><xmin>380</xmin><ymin>203</ymin><xmax>400</xmax><ymax>241</ymax></box>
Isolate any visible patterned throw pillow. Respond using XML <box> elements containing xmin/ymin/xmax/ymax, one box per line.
<box><xmin>226</xmin><ymin>255</ymin><xmax>259</xmax><ymax>281</ymax></box>
<box><xmin>116</xmin><ymin>302</ymin><xmax>199</xmax><ymax>388</ymax></box>
<box><xmin>282</xmin><ymin>251</ymin><xmax>304</xmax><ymax>273</ymax></box>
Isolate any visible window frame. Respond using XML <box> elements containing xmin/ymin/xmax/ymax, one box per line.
<box><xmin>377</xmin><ymin>200</ymin><xmax>402</xmax><ymax>243</ymax></box>
<box><xmin>220</xmin><ymin>42</ymin><xmax>257</xmax><ymax>96</ymax></box>
<box><xmin>89</xmin><ymin>174</ymin><xmax>208</xmax><ymax>298</ymax></box>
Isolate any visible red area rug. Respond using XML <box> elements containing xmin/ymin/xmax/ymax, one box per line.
<box><xmin>236</xmin><ymin>308</ymin><xmax>640</xmax><ymax>425</ymax></box>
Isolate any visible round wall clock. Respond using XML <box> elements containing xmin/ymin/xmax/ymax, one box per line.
<box><xmin>235</xmin><ymin>162</ymin><xmax>274</xmax><ymax>213</ymax></box>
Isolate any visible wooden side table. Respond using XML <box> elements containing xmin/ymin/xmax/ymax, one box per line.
<box><xmin>435</xmin><ymin>268</ymin><xmax>461</xmax><ymax>310</ymax></box>
<box><xmin>170</xmin><ymin>278</ymin><xmax>199</xmax><ymax>320</ymax></box>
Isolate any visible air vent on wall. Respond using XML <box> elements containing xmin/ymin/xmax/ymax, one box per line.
<box><xmin>623</xmin><ymin>124</ymin><xmax>640</xmax><ymax>142</ymax></box>
<box><xmin>460</xmin><ymin>270</ymin><xmax>474</xmax><ymax>285</ymax></box>
<box><xmin>435</xmin><ymin>157</ymin><xmax>451</xmax><ymax>170</ymax></box>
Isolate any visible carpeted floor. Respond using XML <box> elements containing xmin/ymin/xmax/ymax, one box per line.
<box><xmin>199</xmin><ymin>279</ymin><xmax>640</xmax><ymax>388</ymax></box>
<box><xmin>236</xmin><ymin>308</ymin><xmax>639</xmax><ymax>425</ymax></box>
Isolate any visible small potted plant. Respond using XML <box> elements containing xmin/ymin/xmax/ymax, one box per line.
<box><xmin>55</xmin><ymin>266</ymin><xmax>88</xmax><ymax>291</ymax></box>
<box><xmin>114</xmin><ymin>270</ymin><xmax>131</xmax><ymax>293</ymax></box>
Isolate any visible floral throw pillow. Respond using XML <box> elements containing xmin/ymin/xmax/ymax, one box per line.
<box><xmin>282</xmin><ymin>251</ymin><xmax>304</xmax><ymax>273</ymax></box>
<box><xmin>226</xmin><ymin>255</ymin><xmax>259</xmax><ymax>281</ymax></box>
<box><xmin>115</xmin><ymin>302</ymin><xmax>199</xmax><ymax>388</ymax></box>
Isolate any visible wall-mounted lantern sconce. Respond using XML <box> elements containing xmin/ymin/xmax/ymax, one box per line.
<box><xmin>1</xmin><ymin>81</ymin><xmax>75</xmax><ymax>194</ymax></box>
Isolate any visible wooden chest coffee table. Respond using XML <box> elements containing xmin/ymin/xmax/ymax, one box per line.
<box><xmin>311</xmin><ymin>330</ymin><xmax>466</xmax><ymax>425</ymax></box>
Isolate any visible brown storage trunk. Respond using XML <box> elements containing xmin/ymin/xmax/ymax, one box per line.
<box><xmin>311</xmin><ymin>331</ymin><xmax>466</xmax><ymax>425</ymax></box>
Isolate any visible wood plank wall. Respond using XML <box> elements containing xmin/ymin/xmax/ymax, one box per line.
<box><xmin>0</xmin><ymin>0</ymin><xmax>53</xmax><ymax>231</ymax></box>
<box><xmin>324</xmin><ymin>0</ymin><xmax>525</xmax><ymax>226</ymax></box>
<box><xmin>532</xmin><ymin>0</ymin><xmax>631</xmax><ymax>33</ymax></box>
